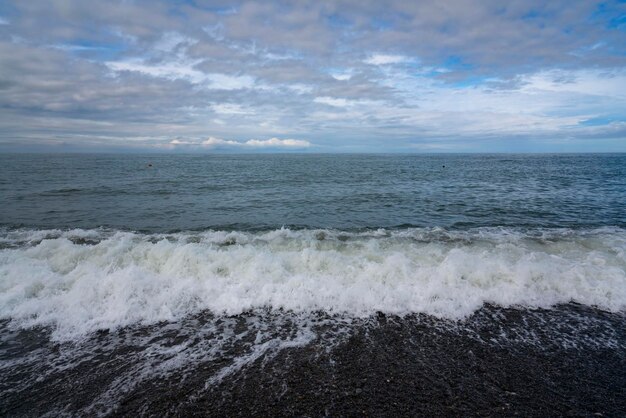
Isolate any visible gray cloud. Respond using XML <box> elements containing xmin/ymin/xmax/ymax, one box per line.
<box><xmin>0</xmin><ymin>0</ymin><xmax>624</xmax><ymax>152</ymax></box>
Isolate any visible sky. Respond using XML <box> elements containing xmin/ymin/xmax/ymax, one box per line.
<box><xmin>0</xmin><ymin>0</ymin><xmax>625</xmax><ymax>153</ymax></box>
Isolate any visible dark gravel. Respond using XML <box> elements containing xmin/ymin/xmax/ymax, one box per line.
<box><xmin>2</xmin><ymin>304</ymin><xmax>625</xmax><ymax>417</ymax></box>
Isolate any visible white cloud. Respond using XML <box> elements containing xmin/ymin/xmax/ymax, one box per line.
<box><xmin>519</xmin><ymin>68</ymin><xmax>626</xmax><ymax>97</ymax></box>
<box><xmin>107</xmin><ymin>59</ymin><xmax>205</xmax><ymax>83</ymax></box>
<box><xmin>0</xmin><ymin>17</ymin><xmax>9</xmax><ymax>25</ymax></box>
<box><xmin>204</xmin><ymin>23</ymin><xmax>299</xmax><ymax>63</ymax></box>
<box><xmin>206</xmin><ymin>73</ymin><xmax>255</xmax><ymax>90</ymax></box>
<box><xmin>286</xmin><ymin>84</ymin><xmax>313</xmax><ymax>94</ymax></box>
<box><xmin>106</xmin><ymin>59</ymin><xmax>255</xmax><ymax>90</ymax></box>
<box><xmin>331</xmin><ymin>72</ymin><xmax>352</xmax><ymax>81</ymax></box>
<box><xmin>212</xmin><ymin>104</ymin><xmax>251</xmax><ymax>115</ymax></box>
<box><xmin>52</xmin><ymin>44</ymin><xmax>110</xmax><ymax>52</ymax></box>
<box><xmin>314</xmin><ymin>96</ymin><xmax>351</xmax><ymax>107</ymax></box>
<box><xmin>105</xmin><ymin>32</ymin><xmax>256</xmax><ymax>89</ymax></box>
<box><xmin>263</xmin><ymin>52</ymin><xmax>298</xmax><ymax>61</ymax></box>
<box><xmin>313</xmin><ymin>97</ymin><xmax>384</xmax><ymax>109</ymax></box>
<box><xmin>245</xmin><ymin>137</ymin><xmax>310</xmax><ymax>147</ymax></box>
<box><xmin>169</xmin><ymin>137</ymin><xmax>311</xmax><ymax>148</ymax></box>
<box><xmin>202</xmin><ymin>137</ymin><xmax>241</xmax><ymax>146</ymax></box>
<box><xmin>170</xmin><ymin>139</ymin><xmax>196</xmax><ymax>145</ymax></box>
<box><xmin>364</xmin><ymin>54</ymin><xmax>411</xmax><ymax>65</ymax></box>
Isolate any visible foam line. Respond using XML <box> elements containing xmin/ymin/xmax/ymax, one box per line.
<box><xmin>1</xmin><ymin>227</ymin><xmax>624</xmax><ymax>340</ymax></box>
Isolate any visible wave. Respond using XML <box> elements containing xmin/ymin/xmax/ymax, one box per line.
<box><xmin>0</xmin><ymin>226</ymin><xmax>624</xmax><ymax>340</ymax></box>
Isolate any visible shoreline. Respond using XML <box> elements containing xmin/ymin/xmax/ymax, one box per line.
<box><xmin>1</xmin><ymin>303</ymin><xmax>624</xmax><ymax>416</ymax></box>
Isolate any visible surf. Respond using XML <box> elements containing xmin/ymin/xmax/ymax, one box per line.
<box><xmin>0</xmin><ymin>226</ymin><xmax>624</xmax><ymax>340</ymax></box>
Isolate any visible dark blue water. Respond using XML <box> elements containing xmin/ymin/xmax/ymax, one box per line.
<box><xmin>1</xmin><ymin>153</ymin><xmax>624</xmax><ymax>231</ymax></box>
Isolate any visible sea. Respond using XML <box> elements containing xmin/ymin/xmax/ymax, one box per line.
<box><xmin>1</xmin><ymin>153</ymin><xmax>625</xmax><ymax>416</ymax></box>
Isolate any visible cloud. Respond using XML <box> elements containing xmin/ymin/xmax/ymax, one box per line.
<box><xmin>51</xmin><ymin>43</ymin><xmax>111</xmax><ymax>52</ymax></box>
<box><xmin>212</xmin><ymin>104</ymin><xmax>251</xmax><ymax>115</ymax></box>
<box><xmin>201</xmin><ymin>137</ymin><xmax>241</xmax><ymax>146</ymax></box>
<box><xmin>245</xmin><ymin>137</ymin><xmax>310</xmax><ymax>147</ymax></box>
<box><xmin>314</xmin><ymin>96</ymin><xmax>351</xmax><ymax>107</ymax></box>
<box><xmin>105</xmin><ymin>31</ymin><xmax>255</xmax><ymax>90</ymax></box>
<box><xmin>364</xmin><ymin>54</ymin><xmax>412</xmax><ymax>65</ymax></box>
<box><xmin>107</xmin><ymin>59</ymin><xmax>205</xmax><ymax>84</ymax></box>
<box><xmin>154</xmin><ymin>32</ymin><xmax>196</xmax><ymax>52</ymax></box>
<box><xmin>106</xmin><ymin>60</ymin><xmax>255</xmax><ymax>90</ymax></box>
<box><xmin>169</xmin><ymin>137</ymin><xmax>311</xmax><ymax>149</ymax></box>
<box><xmin>169</xmin><ymin>139</ymin><xmax>196</xmax><ymax>145</ymax></box>
<box><xmin>330</xmin><ymin>70</ymin><xmax>353</xmax><ymax>81</ymax></box>
<box><xmin>285</xmin><ymin>83</ymin><xmax>313</xmax><ymax>94</ymax></box>
<box><xmin>0</xmin><ymin>0</ymin><xmax>625</xmax><ymax>152</ymax></box>
<box><xmin>206</xmin><ymin>73</ymin><xmax>255</xmax><ymax>90</ymax></box>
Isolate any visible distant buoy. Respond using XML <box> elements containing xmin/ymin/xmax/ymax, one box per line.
<box><xmin>147</xmin><ymin>163</ymin><xmax>153</xmax><ymax>168</ymax></box>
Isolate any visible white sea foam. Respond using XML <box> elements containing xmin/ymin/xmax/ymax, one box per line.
<box><xmin>0</xmin><ymin>227</ymin><xmax>624</xmax><ymax>340</ymax></box>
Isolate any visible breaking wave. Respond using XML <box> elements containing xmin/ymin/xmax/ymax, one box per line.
<box><xmin>0</xmin><ymin>227</ymin><xmax>624</xmax><ymax>340</ymax></box>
